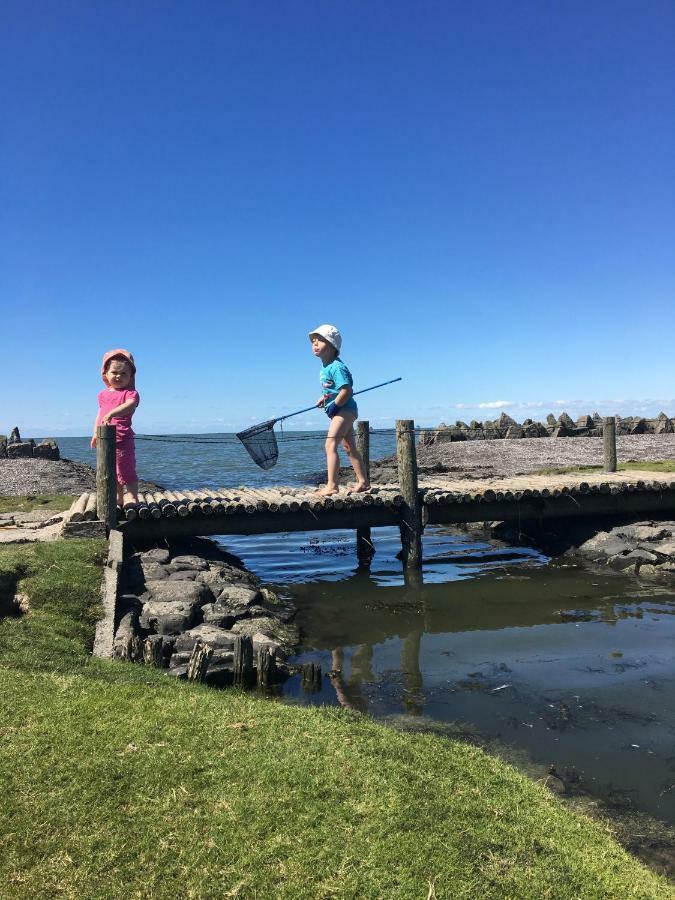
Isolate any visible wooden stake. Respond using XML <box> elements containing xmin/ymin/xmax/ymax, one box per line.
<box><xmin>187</xmin><ymin>639</ymin><xmax>213</xmax><ymax>682</ymax></box>
<box><xmin>396</xmin><ymin>419</ymin><xmax>422</xmax><ymax>568</ymax></box>
<box><xmin>96</xmin><ymin>424</ymin><xmax>117</xmax><ymax>531</ymax></box>
<box><xmin>257</xmin><ymin>645</ymin><xmax>277</xmax><ymax>688</ymax></box>
<box><xmin>356</xmin><ymin>420</ymin><xmax>374</xmax><ymax>564</ymax></box>
<box><xmin>603</xmin><ymin>417</ymin><xmax>617</xmax><ymax>473</ymax></box>
<box><xmin>233</xmin><ymin>635</ymin><xmax>254</xmax><ymax>687</ymax></box>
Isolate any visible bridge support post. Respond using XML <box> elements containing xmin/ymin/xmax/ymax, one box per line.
<box><xmin>603</xmin><ymin>417</ymin><xmax>617</xmax><ymax>473</ymax></box>
<box><xmin>96</xmin><ymin>424</ymin><xmax>118</xmax><ymax>531</ymax></box>
<box><xmin>356</xmin><ymin>420</ymin><xmax>375</xmax><ymax>565</ymax></box>
<box><xmin>396</xmin><ymin>419</ymin><xmax>422</xmax><ymax>569</ymax></box>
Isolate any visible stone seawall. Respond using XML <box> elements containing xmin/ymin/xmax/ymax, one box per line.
<box><xmin>419</xmin><ymin>411</ymin><xmax>675</xmax><ymax>446</ymax></box>
<box><xmin>0</xmin><ymin>427</ymin><xmax>60</xmax><ymax>460</ymax></box>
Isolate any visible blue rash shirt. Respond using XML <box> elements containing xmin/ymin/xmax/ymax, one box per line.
<box><xmin>319</xmin><ymin>359</ymin><xmax>358</xmax><ymax>415</ymax></box>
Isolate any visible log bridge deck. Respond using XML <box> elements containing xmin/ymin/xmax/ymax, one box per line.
<box><xmin>71</xmin><ymin>469</ymin><xmax>675</xmax><ymax>542</ymax></box>
<box><xmin>89</xmin><ymin>418</ymin><xmax>673</xmax><ymax>567</ymax></box>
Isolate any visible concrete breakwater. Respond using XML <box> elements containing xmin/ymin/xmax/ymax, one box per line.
<box><xmin>419</xmin><ymin>411</ymin><xmax>675</xmax><ymax>445</ymax></box>
<box><xmin>109</xmin><ymin>536</ymin><xmax>299</xmax><ymax>686</ymax></box>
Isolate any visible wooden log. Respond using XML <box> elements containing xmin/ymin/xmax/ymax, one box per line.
<box><xmin>187</xmin><ymin>639</ymin><xmax>213</xmax><ymax>682</ymax></box>
<box><xmin>143</xmin><ymin>492</ymin><xmax>162</xmax><ymax>519</ymax></box>
<box><xmin>396</xmin><ymin>419</ymin><xmax>422</xmax><ymax>568</ymax></box>
<box><xmin>143</xmin><ymin>636</ymin><xmax>164</xmax><ymax>667</ymax></box>
<box><xmin>153</xmin><ymin>493</ymin><xmax>177</xmax><ymax>518</ymax></box>
<box><xmin>165</xmin><ymin>490</ymin><xmax>190</xmax><ymax>517</ymax></box>
<box><xmin>184</xmin><ymin>490</ymin><xmax>213</xmax><ymax>515</ymax></box>
<box><xmin>233</xmin><ymin>635</ymin><xmax>254</xmax><ymax>687</ymax></box>
<box><xmin>96</xmin><ymin>424</ymin><xmax>117</xmax><ymax>530</ymax></box>
<box><xmin>257</xmin><ymin>645</ymin><xmax>277</xmax><ymax>688</ymax></box>
<box><xmin>137</xmin><ymin>496</ymin><xmax>152</xmax><ymax>519</ymax></box>
<box><xmin>603</xmin><ymin>417</ymin><xmax>617</xmax><ymax>473</ymax></box>
<box><xmin>83</xmin><ymin>493</ymin><xmax>97</xmax><ymax>521</ymax></box>
<box><xmin>68</xmin><ymin>493</ymin><xmax>89</xmax><ymax>522</ymax></box>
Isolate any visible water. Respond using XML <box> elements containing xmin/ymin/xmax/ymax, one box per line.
<box><xmin>58</xmin><ymin>435</ymin><xmax>675</xmax><ymax>826</ymax></box>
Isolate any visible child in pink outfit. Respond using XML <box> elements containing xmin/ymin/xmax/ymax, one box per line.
<box><xmin>91</xmin><ymin>349</ymin><xmax>140</xmax><ymax>506</ymax></box>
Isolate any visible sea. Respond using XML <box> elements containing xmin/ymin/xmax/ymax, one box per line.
<box><xmin>56</xmin><ymin>433</ymin><xmax>675</xmax><ymax>829</ymax></box>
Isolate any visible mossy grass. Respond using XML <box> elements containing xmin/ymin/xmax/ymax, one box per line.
<box><xmin>0</xmin><ymin>494</ymin><xmax>77</xmax><ymax>514</ymax></box>
<box><xmin>534</xmin><ymin>460</ymin><xmax>675</xmax><ymax>476</ymax></box>
<box><xmin>0</xmin><ymin>541</ymin><xmax>671</xmax><ymax>898</ymax></box>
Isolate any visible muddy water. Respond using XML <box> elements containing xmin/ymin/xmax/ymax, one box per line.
<box><xmin>224</xmin><ymin>525</ymin><xmax>675</xmax><ymax>828</ymax></box>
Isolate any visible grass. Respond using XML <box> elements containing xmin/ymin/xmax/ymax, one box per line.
<box><xmin>534</xmin><ymin>460</ymin><xmax>675</xmax><ymax>476</ymax></box>
<box><xmin>0</xmin><ymin>494</ymin><xmax>76</xmax><ymax>514</ymax></box>
<box><xmin>1</xmin><ymin>540</ymin><xmax>673</xmax><ymax>898</ymax></box>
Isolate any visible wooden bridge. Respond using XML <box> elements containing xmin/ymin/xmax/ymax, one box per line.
<box><xmin>84</xmin><ymin>418</ymin><xmax>674</xmax><ymax>567</ymax></box>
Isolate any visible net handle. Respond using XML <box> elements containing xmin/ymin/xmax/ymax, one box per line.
<box><xmin>274</xmin><ymin>377</ymin><xmax>402</xmax><ymax>424</ymax></box>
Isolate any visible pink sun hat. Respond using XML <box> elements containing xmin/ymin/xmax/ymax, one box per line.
<box><xmin>101</xmin><ymin>349</ymin><xmax>136</xmax><ymax>389</ymax></box>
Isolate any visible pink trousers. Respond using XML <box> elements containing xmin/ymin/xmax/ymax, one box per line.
<box><xmin>116</xmin><ymin>437</ymin><xmax>137</xmax><ymax>486</ymax></box>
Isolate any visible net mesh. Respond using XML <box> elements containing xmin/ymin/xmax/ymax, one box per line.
<box><xmin>236</xmin><ymin>420</ymin><xmax>279</xmax><ymax>469</ymax></box>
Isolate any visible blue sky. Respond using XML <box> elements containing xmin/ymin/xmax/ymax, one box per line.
<box><xmin>2</xmin><ymin>1</ymin><xmax>673</xmax><ymax>435</ymax></box>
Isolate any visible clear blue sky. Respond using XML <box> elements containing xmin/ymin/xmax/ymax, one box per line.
<box><xmin>2</xmin><ymin>1</ymin><xmax>673</xmax><ymax>435</ymax></box>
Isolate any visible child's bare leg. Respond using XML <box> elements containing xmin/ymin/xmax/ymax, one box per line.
<box><xmin>342</xmin><ymin>432</ymin><xmax>370</xmax><ymax>491</ymax></box>
<box><xmin>317</xmin><ymin>414</ymin><xmax>356</xmax><ymax>495</ymax></box>
<box><xmin>116</xmin><ymin>484</ymin><xmax>124</xmax><ymax>506</ymax></box>
<box><xmin>123</xmin><ymin>482</ymin><xmax>139</xmax><ymax>505</ymax></box>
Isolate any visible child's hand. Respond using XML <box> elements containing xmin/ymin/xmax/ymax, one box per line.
<box><xmin>316</xmin><ymin>397</ymin><xmax>326</xmax><ymax>408</ymax></box>
<box><xmin>90</xmin><ymin>435</ymin><xmax>97</xmax><ymax>449</ymax></box>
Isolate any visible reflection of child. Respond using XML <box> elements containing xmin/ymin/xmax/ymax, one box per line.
<box><xmin>309</xmin><ymin>324</ymin><xmax>369</xmax><ymax>496</ymax></box>
<box><xmin>90</xmin><ymin>349</ymin><xmax>139</xmax><ymax>506</ymax></box>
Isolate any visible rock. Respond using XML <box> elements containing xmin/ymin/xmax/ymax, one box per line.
<box><xmin>630</xmin><ymin>418</ymin><xmax>648</xmax><ymax>435</ymax></box>
<box><xmin>498</xmin><ymin>413</ymin><xmax>518</xmax><ymax>428</ymax></box>
<box><xmin>655</xmin><ymin>418</ymin><xmax>674</xmax><ymax>434</ymax></box>
<box><xmin>112</xmin><ymin>610</ymin><xmax>141</xmax><ymax>660</ymax></box>
<box><xmin>143</xmin><ymin>580</ymin><xmax>214</xmax><ymax>608</ymax></box>
<box><xmin>139</xmin><ymin>599</ymin><xmax>197</xmax><ymax>634</ymax></box>
<box><xmin>546</xmin><ymin>414</ymin><xmax>557</xmax><ymax>426</ymax></box>
<box><xmin>557</xmin><ymin>412</ymin><xmax>575</xmax><ymax>429</ymax></box>
<box><xmin>617</xmin><ymin>524</ymin><xmax>671</xmax><ymax>543</ymax></box>
<box><xmin>139</xmin><ymin>548</ymin><xmax>171</xmax><ymax>565</ymax></box>
<box><xmin>592</xmin><ymin>412</ymin><xmax>602</xmax><ymax>423</ymax></box>
<box><xmin>9</xmin><ymin>427</ymin><xmax>21</xmax><ymax>443</ymax></box>
<box><xmin>174</xmin><ymin>624</ymin><xmax>238</xmax><ymax>652</ymax></box>
<box><xmin>216</xmin><ymin>584</ymin><xmax>261</xmax><ymax>606</ymax></box>
<box><xmin>168</xmin><ymin>570</ymin><xmax>198</xmax><ymax>581</ymax></box>
<box><xmin>0</xmin><ymin>436</ymin><xmax>7</xmax><ymax>458</ymax></box>
<box><xmin>577</xmin><ymin>533</ymin><xmax>633</xmax><ymax>558</ymax></box>
<box><xmin>231</xmin><ymin>616</ymin><xmax>299</xmax><ymax>653</ymax></box>
<box><xmin>576</xmin><ymin>415</ymin><xmax>593</xmax><ymax>429</ymax></box>
<box><xmin>524</xmin><ymin>422</ymin><xmax>546</xmax><ymax>438</ymax></box>
<box><xmin>505</xmin><ymin>425</ymin><xmax>524</xmax><ymax>439</ymax></box>
<box><xmin>551</xmin><ymin>426</ymin><xmax>571</xmax><ymax>438</ymax></box>
<box><xmin>469</xmin><ymin>420</ymin><xmax>482</xmax><ymax>430</ymax></box>
<box><xmin>201</xmin><ymin>604</ymin><xmax>235</xmax><ymax>629</ymax></box>
<box><xmin>33</xmin><ymin>439</ymin><xmax>60</xmax><ymax>461</ymax></box>
<box><xmin>168</xmin><ymin>555</ymin><xmax>209</xmax><ymax>572</ymax></box>
<box><xmin>607</xmin><ymin>548</ymin><xmax>659</xmax><ymax>571</ymax></box>
<box><xmin>8</xmin><ymin>440</ymin><xmax>34</xmax><ymax>458</ymax></box>
<box><xmin>652</xmin><ymin>539</ymin><xmax>675</xmax><ymax>557</ymax></box>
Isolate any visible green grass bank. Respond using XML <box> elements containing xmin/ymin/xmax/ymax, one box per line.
<box><xmin>0</xmin><ymin>537</ymin><xmax>672</xmax><ymax>898</ymax></box>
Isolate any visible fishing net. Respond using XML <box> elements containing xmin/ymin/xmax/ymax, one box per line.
<box><xmin>236</xmin><ymin>420</ymin><xmax>279</xmax><ymax>469</ymax></box>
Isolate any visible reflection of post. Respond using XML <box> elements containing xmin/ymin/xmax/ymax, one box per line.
<box><xmin>356</xmin><ymin>421</ymin><xmax>375</xmax><ymax>565</ymax></box>
<box><xmin>329</xmin><ymin>647</ymin><xmax>368</xmax><ymax>712</ymax></box>
<box><xmin>400</xmin><ymin>629</ymin><xmax>424</xmax><ymax>716</ymax></box>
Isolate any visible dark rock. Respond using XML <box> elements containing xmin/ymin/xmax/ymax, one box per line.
<box><xmin>0</xmin><ymin>436</ymin><xmax>6</xmax><ymax>458</ymax></box>
<box><xmin>655</xmin><ymin>418</ymin><xmax>674</xmax><ymax>434</ymax></box>
<box><xmin>546</xmin><ymin>414</ymin><xmax>557</xmax><ymax>426</ymax></box>
<box><xmin>174</xmin><ymin>624</ymin><xmax>238</xmax><ymax>652</ymax></box>
<box><xmin>576</xmin><ymin>415</ymin><xmax>593</xmax><ymax>429</ymax></box>
<box><xmin>455</xmin><ymin>420</ymin><xmax>469</xmax><ymax>429</ymax></box>
<box><xmin>168</xmin><ymin>570</ymin><xmax>198</xmax><ymax>581</ymax></box>
<box><xmin>33</xmin><ymin>439</ymin><xmax>60</xmax><ymax>460</ymax></box>
<box><xmin>498</xmin><ymin>412</ymin><xmax>518</xmax><ymax>428</ymax></box>
<box><xmin>551</xmin><ymin>426</ymin><xmax>571</xmax><ymax>438</ymax></box>
<box><xmin>8</xmin><ymin>440</ymin><xmax>34</xmax><ymax>458</ymax></box>
<box><xmin>505</xmin><ymin>425</ymin><xmax>524</xmax><ymax>439</ymax></box>
<box><xmin>143</xmin><ymin>579</ymin><xmax>214</xmax><ymax>607</ymax></box>
<box><xmin>592</xmin><ymin>412</ymin><xmax>602</xmax><ymax>423</ymax></box>
<box><xmin>469</xmin><ymin>420</ymin><xmax>482</xmax><ymax>430</ymax></box>
<box><xmin>607</xmin><ymin>549</ymin><xmax>659</xmax><ymax>571</ymax></box>
<box><xmin>168</xmin><ymin>554</ymin><xmax>209</xmax><ymax>572</ymax></box>
<box><xmin>524</xmin><ymin>422</ymin><xmax>546</xmax><ymax>438</ymax></box>
<box><xmin>139</xmin><ymin>548</ymin><xmax>171</xmax><ymax>565</ymax></box>
<box><xmin>139</xmin><ymin>599</ymin><xmax>198</xmax><ymax>634</ymax></box>
<box><xmin>9</xmin><ymin>427</ymin><xmax>20</xmax><ymax>443</ymax></box>
<box><xmin>557</xmin><ymin>412</ymin><xmax>575</xmax><ymax>429</ymax></box>
<box><xmin>630</xmin><ymin>418</ymin><xmax>648</xmax><ymax>435</ymax></box>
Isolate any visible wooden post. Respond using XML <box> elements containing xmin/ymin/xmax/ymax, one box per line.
<box><xmin>257</xmin><ymin>645</ymin><xmax>277</xmax><ymax>688</ymax></box>
<box><xmin>187</xmin><ymin>639</ymin><xmax>213</xmax><ymax>682</ymax></box>
<box><xmin>603</xmin><ymin>417</ymin><xmax>617</xmax><ymax>473</ymax></box>
<box><xmin>396</xmin><ymin>419</ymin><xmax>422</xmax><ymax>568</ymax></box>
<box><xmin>233</xmin><ymin>635</ymin><xmax>254</xmax><ymax>687</ymax></box>
<box><xmin>356</xmin><ymin>420</ymin><xmax>375</xmax><ymax>564</ymax></box>
<box><xmin>96</xmin><ymin>424</ymin><xmax>118</xmax><ymax>530</ymax></box>
<box><xmin>143</xmin><ymin>636</ymin><xmax>164</xmax><ymax>667</ymax></box>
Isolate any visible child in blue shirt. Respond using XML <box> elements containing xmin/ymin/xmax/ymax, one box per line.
<box><xmin>309</xmin><ymin>324</ymin><xmax>370</xmax><ymax>495</ymax></box>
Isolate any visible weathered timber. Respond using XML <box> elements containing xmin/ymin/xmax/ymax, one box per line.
<box><xmin>603</xmin><ymin>417</ymin><xmax>617</xmax><ymax>473</ymax></box>
<box><xmin>396</xmin><ymin>419</ymin><xmax>422</xmax><ymax>568</ymax></box>
<box><xmin>257</xmin><ymin>645</ymin><xmax>277</xmax><ymax>688</ymax></box>
<box><xmin>233</xmin><ymin>635</ymin><xmax>254</xmax><ymax>687</ymax></box>
<box><xmin>96</xmin><ymin>424</ymin><xmax>117</xmax><ymax>530</ymax></box>
<box><xmin>143</xmin><ymin>636</ymin><xmax>164</xmax><ymax>667</ymax></box>
<box><xmin>68</xmin><ymin>492</ymin><xmax>89</xmax><ymax>522</ymax></box>
<box><xmin>187</xmin><ymin>639</ymin><xmax>213</xmax><ymax>682</ymax></box>
<box><xmin>84</xmin><ymin>493</ymin><xmax>98</xmax><ymax>521</ymax></box>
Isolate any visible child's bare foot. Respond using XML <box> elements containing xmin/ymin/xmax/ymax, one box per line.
<box><xmin>315</xmin><ymin>485</ymin><xmax>340</xmax><ymax>496</ymax></box>
<box><xmin>348</xmin><ymin>482</ymin><xmax>371</xmax><ymax>493</ymax></box>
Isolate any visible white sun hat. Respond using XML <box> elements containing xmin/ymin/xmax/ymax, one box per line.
<box><xmin>308</xmin><ymin>323</ymin><xmax>342</xmax><ymax>352</ymax></box>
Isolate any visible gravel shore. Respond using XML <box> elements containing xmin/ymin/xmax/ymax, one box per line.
<box><xmin>371</xmin><ymin>433</ymin><xmax>675</xmax><ymax>482</ymax></box>
<box><xmin>0</xmin><ymin>458</ymin><xmax>160</xmax><ymax>497</ymax></box>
